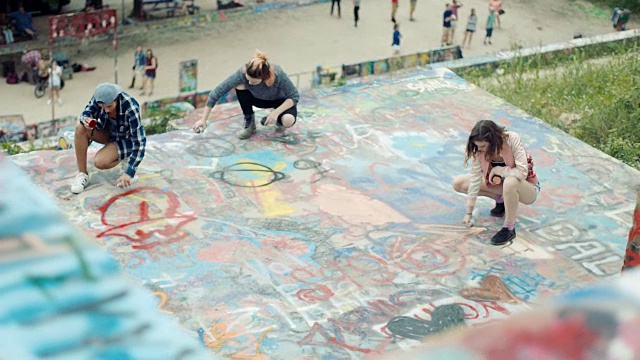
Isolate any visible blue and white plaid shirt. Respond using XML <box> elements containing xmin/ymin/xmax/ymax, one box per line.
<box><xmin>81</xmin><ymin>92</ymin><xmax>146</xmax><ymax>177</ymax></box>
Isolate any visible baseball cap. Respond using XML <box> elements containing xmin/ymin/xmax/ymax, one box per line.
<box><xmin>94</xmin><ymin>83</ymin><xmax>122</xmax><ymax>104</ymax></box>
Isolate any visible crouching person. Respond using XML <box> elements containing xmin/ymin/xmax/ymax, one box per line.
<box><xmin>71</xmin><ymin>83</ymin><xmax>146</xmax><ymax>194</ymax></box>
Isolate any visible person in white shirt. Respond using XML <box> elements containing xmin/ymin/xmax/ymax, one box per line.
<box><xmin>47</xmin><ymin>60</ymin><xmax>63</xmax><ymax>105</ymax></box>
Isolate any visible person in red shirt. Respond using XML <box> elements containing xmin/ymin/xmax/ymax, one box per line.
<box><xmin>391</xmin><ymin>0</ymin><xmax>398</xmax><ymax>23</ymax></box>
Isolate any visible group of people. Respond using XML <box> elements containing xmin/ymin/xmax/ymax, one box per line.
<box><xmin>20</xmin><ymin>49</ymin><xmax>65</xmax><ymax>105</ymax></box>
<box><xmin>128</xmin><ymin>47</ymin><xmax>158</xmax><ymax>96</ymax></box>
<box><xmin>390</xmin><ymin>0</ymin><xmax>504</xmax><ymax>55</ymax></box>
<box><xmin>443</xmin><ymin>0</ymin><xmax>503</xmax><ymax>49</ymax></box>
<box><xmin>71</xmin><ymin>50</ymin><xmax>299</xmax><ymax>187</ymax></box>
<box><xmin>71</xmin><ymin>48</ymin><xmax>539</xmax><ymax>246</ymax></box>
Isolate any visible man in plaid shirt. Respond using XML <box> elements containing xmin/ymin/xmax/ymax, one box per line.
<box><xmin>71</xmin><ymin>83</ymin><xmax>147</xmax><ymax>194</ymax></box>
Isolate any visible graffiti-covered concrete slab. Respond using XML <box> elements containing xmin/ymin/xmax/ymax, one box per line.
<box><xmin>10</xmin><ymin>68</ymin><xmax>639</xmax><ymax>358</ymax></box>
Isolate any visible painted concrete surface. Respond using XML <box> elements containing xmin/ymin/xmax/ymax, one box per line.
<box><xmin>379</xmin><ymin>268</ymin><xmax>640</xmax><ymax>359</ymax></box>
<box><xmin>0</xmin><ymin>156</ymin><xmax>211</xmax><ymax>359</ymax></box>
<box><xmin>9</xmin><ymin>68</ymin><xmax>640</xmax><ymax>358</ymax></box>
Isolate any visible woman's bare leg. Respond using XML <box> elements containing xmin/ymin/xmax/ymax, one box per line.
<box><xmin>502</xmin><ymin>176</ymin><xmax>537</xmax><ymax>224</ymax></box>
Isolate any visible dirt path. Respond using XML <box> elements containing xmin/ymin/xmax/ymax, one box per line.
<box><xmin>0</xmin><ymin>0</ymin><xmax>626</xmax><ymax>125</ymax></box>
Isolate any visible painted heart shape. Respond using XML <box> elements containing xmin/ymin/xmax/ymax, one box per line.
<box><xmin>459</xmin><ymin>274</ymin><xmax>520</xmax><ymax>304</ymax></box>
<box><xmin>386</xmin><ymin>304</ymin><xmax>466</xmax><ymax>340</ymax></box>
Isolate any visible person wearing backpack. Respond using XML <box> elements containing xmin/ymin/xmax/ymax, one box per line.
<box><xmin>140</xmin><ymin>49</ymin><xmax>157</xmax><ymax>96</ymax></box>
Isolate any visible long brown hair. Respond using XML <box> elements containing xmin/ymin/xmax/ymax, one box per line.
<box><xmin>244</xmin><ymin>50</ymin><xmax>275</xmax><ymax>87</ymax></box>
<box><xmin>146</xmin><ymin>48</ymin><xmax>156</xmax><ymax>69</ymax></box>
<box><xmin>464</xmin><ymin>120</ymin><xmax>508</xmax><ymax>165</ymax></box>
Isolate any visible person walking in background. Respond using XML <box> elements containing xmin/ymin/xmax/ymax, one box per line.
<box><xmin>129</xmin><ymin>46</ymin><xmax>146</xmax><ymax>89</ymax></box>
<box><xmin>450</xmin><ymin>0</ymin><xmax>463</xmax><ymax>43</ymax></box>
<box><xmin>409</xmin><ymin>0</ymin><xmax>417</xmax><ymax>21</ymax></box>
<box><xmin>331</xmin><ymin>0</ymin><xmax>341</xmax><ymax>17</ymax></box>
<box><xmin>462</xmin><ymin>8</ymin><xmax>477</xmax><ymax>48</ymax></box>
<box><xmin>441</xmin><ymin>3</ymin><xmax>453</xmax><ymax>46</ymax></box>
<box><xmin>484</xmin><ymin>8</ymin><xmax>495</xmax><ymax>45</ymax></box>
<box><xmin>193</xmin><ymin>50</ymin><xmax>300</xmax><ymax>140</ymax></box>
<box><xmin>353</xmin><ymin>0</ymin><xmax>360</xmax><ymax>27</ymax></box>
<box><xmin>391</xmin><ymin>0</ymin><xmax>398</xmax><ymax>23</ymax></box>
<box><xmin>392</xmin><ymin>23</ymin><xmax>401</xmax><ymax>55</ymax></box>
<box><xmin>489</xmin><ymin>0</ymin><xmax>502</xmax><ymax>29</ymax></box>
<box><xmin>47</xmin><ymin>60</ymin><xmax>63</xmax><ymax>106</ymax></box>
<box><xmin>140</xmin><ymin>49</ymin><xmax>157</xmax><ymax>96</ymax></box>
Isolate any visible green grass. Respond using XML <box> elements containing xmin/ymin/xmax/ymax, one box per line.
<box><xmin>144</xmin><ymin>107</ymin><xmax>187</xmax><ymax>135</ymax></box>
<box><xmin>462</xmin><ymin>45</ymin><xmax>640</xmax><ymax>169</ymax></box>
<box><xmin>584</xmin><ymin>0</ymin><xmax>640</xmax><ymax>13</ymax></box>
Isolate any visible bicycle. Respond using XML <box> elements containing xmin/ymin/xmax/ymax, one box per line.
<box><xmin>34</xmin><ymin>75</ymin><xmax>49</xmax><ymax>98</ymax></box>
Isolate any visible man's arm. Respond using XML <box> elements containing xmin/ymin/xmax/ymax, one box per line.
<box><xmin>124</xmin><ymin>102</ymin><xmax>146</xmax><ymax>177</ymax></box>
<box><xmin>80</xmin><ymin>97</ymin><xmax>105</xmax><ymax>129</ymax></box>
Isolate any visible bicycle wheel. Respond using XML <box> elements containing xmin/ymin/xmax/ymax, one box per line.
<box><xmin>35</xmin><ymin>83</ymin><xmax>46</xmax><ymax>98</ymax></box>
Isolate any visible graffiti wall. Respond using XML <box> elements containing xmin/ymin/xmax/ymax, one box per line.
<box><xmin>0</xmin><ymin>155</ymin><xmax>211</xmax><ymax>358</ymax></box>
<box><xmin>9</xmin><ymin>68</ymin><xmax>638</xmax><ymax>358</ymax></box>
<box><xmin>342</xmin><ymin>46</ymin><xmax>463</xmax><ymax>80</ymax></box>
<box><xmin>433</xmin><ymin>29</ymin><xmax>640</xmax><ymax>75</ymax></box>
<box><xmin>1</xmin><ymin>115</ymin><xmax>77</xmax><ymax>144</ymax></box>
<box><xmin>143</xmin><ymin>88</ymin><xmax>237</xmax><ymax>112</ymax></box>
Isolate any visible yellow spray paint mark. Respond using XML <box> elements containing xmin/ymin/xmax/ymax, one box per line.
<box><xmin>240</xmin><ymin>160</ymin><xmax>294</xmax><ymax>218</ymax></box>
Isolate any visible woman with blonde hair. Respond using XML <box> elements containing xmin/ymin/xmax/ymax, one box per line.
<box><xmin>193</xmin><ymin>50</ymin><xmax>300</xmax><ymax>139</ymax></box>
<box><xmin>452</xmin><ymin>120</ymin><xmax>540</xmax><ymax>246</ymax></box>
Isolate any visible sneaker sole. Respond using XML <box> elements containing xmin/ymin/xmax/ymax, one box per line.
<box><xmin>489</xmin><ymin>211</ymin><xmax>505</xmax><ymax>217</ymax></box>
<box><xmin>491</xmin><ymin>232</ymin><xmax>516</xmax><ymax>246</ymax></box>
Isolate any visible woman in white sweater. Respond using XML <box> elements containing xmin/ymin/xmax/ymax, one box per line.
<box><xmin>452</xmin><ymin>120</ymin><xmax>540</xmax><ymax>245</ymax></box>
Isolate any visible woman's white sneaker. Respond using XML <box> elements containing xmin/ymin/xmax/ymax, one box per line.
<box><xmin>71</xmin><ymin>172</ymin><xmax>89</xmax><ymax>194</ymax></box>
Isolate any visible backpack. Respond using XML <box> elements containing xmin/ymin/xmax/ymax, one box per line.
<box><xmin>6</xmin><ymin>71</ymin><xmax>19</xmax><ymax>84</ymax></box>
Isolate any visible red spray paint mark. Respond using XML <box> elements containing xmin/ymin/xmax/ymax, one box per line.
<box><xmin>298</xmin><ymin>322</ymin><xmax>372</xmax><ymax>354</ymax></box>
<box><xmin>97</xmin><ymin>187</ymin><xmax>196</xmax><ymax>251</ymax></box>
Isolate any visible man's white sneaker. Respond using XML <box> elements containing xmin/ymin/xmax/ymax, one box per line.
<box><xmin>71</xmin><ymin>172</ymin><xmax>89</xmax><ymax>194</ymax></box>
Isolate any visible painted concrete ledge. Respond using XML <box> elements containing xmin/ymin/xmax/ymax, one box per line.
<box><xmin>8</xmin><ymin>67</ymin><xmax>639</xmax><ymax>358</ymax></box>
<box><xmin>0</xmin><ymin>155</ymin><xmax>212</xmax><ymax>359</ymax></box>
<box><xmin>430</xmin><ymin>29</ymin><xmax>640</xmax><ymax>74</ymax></box>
